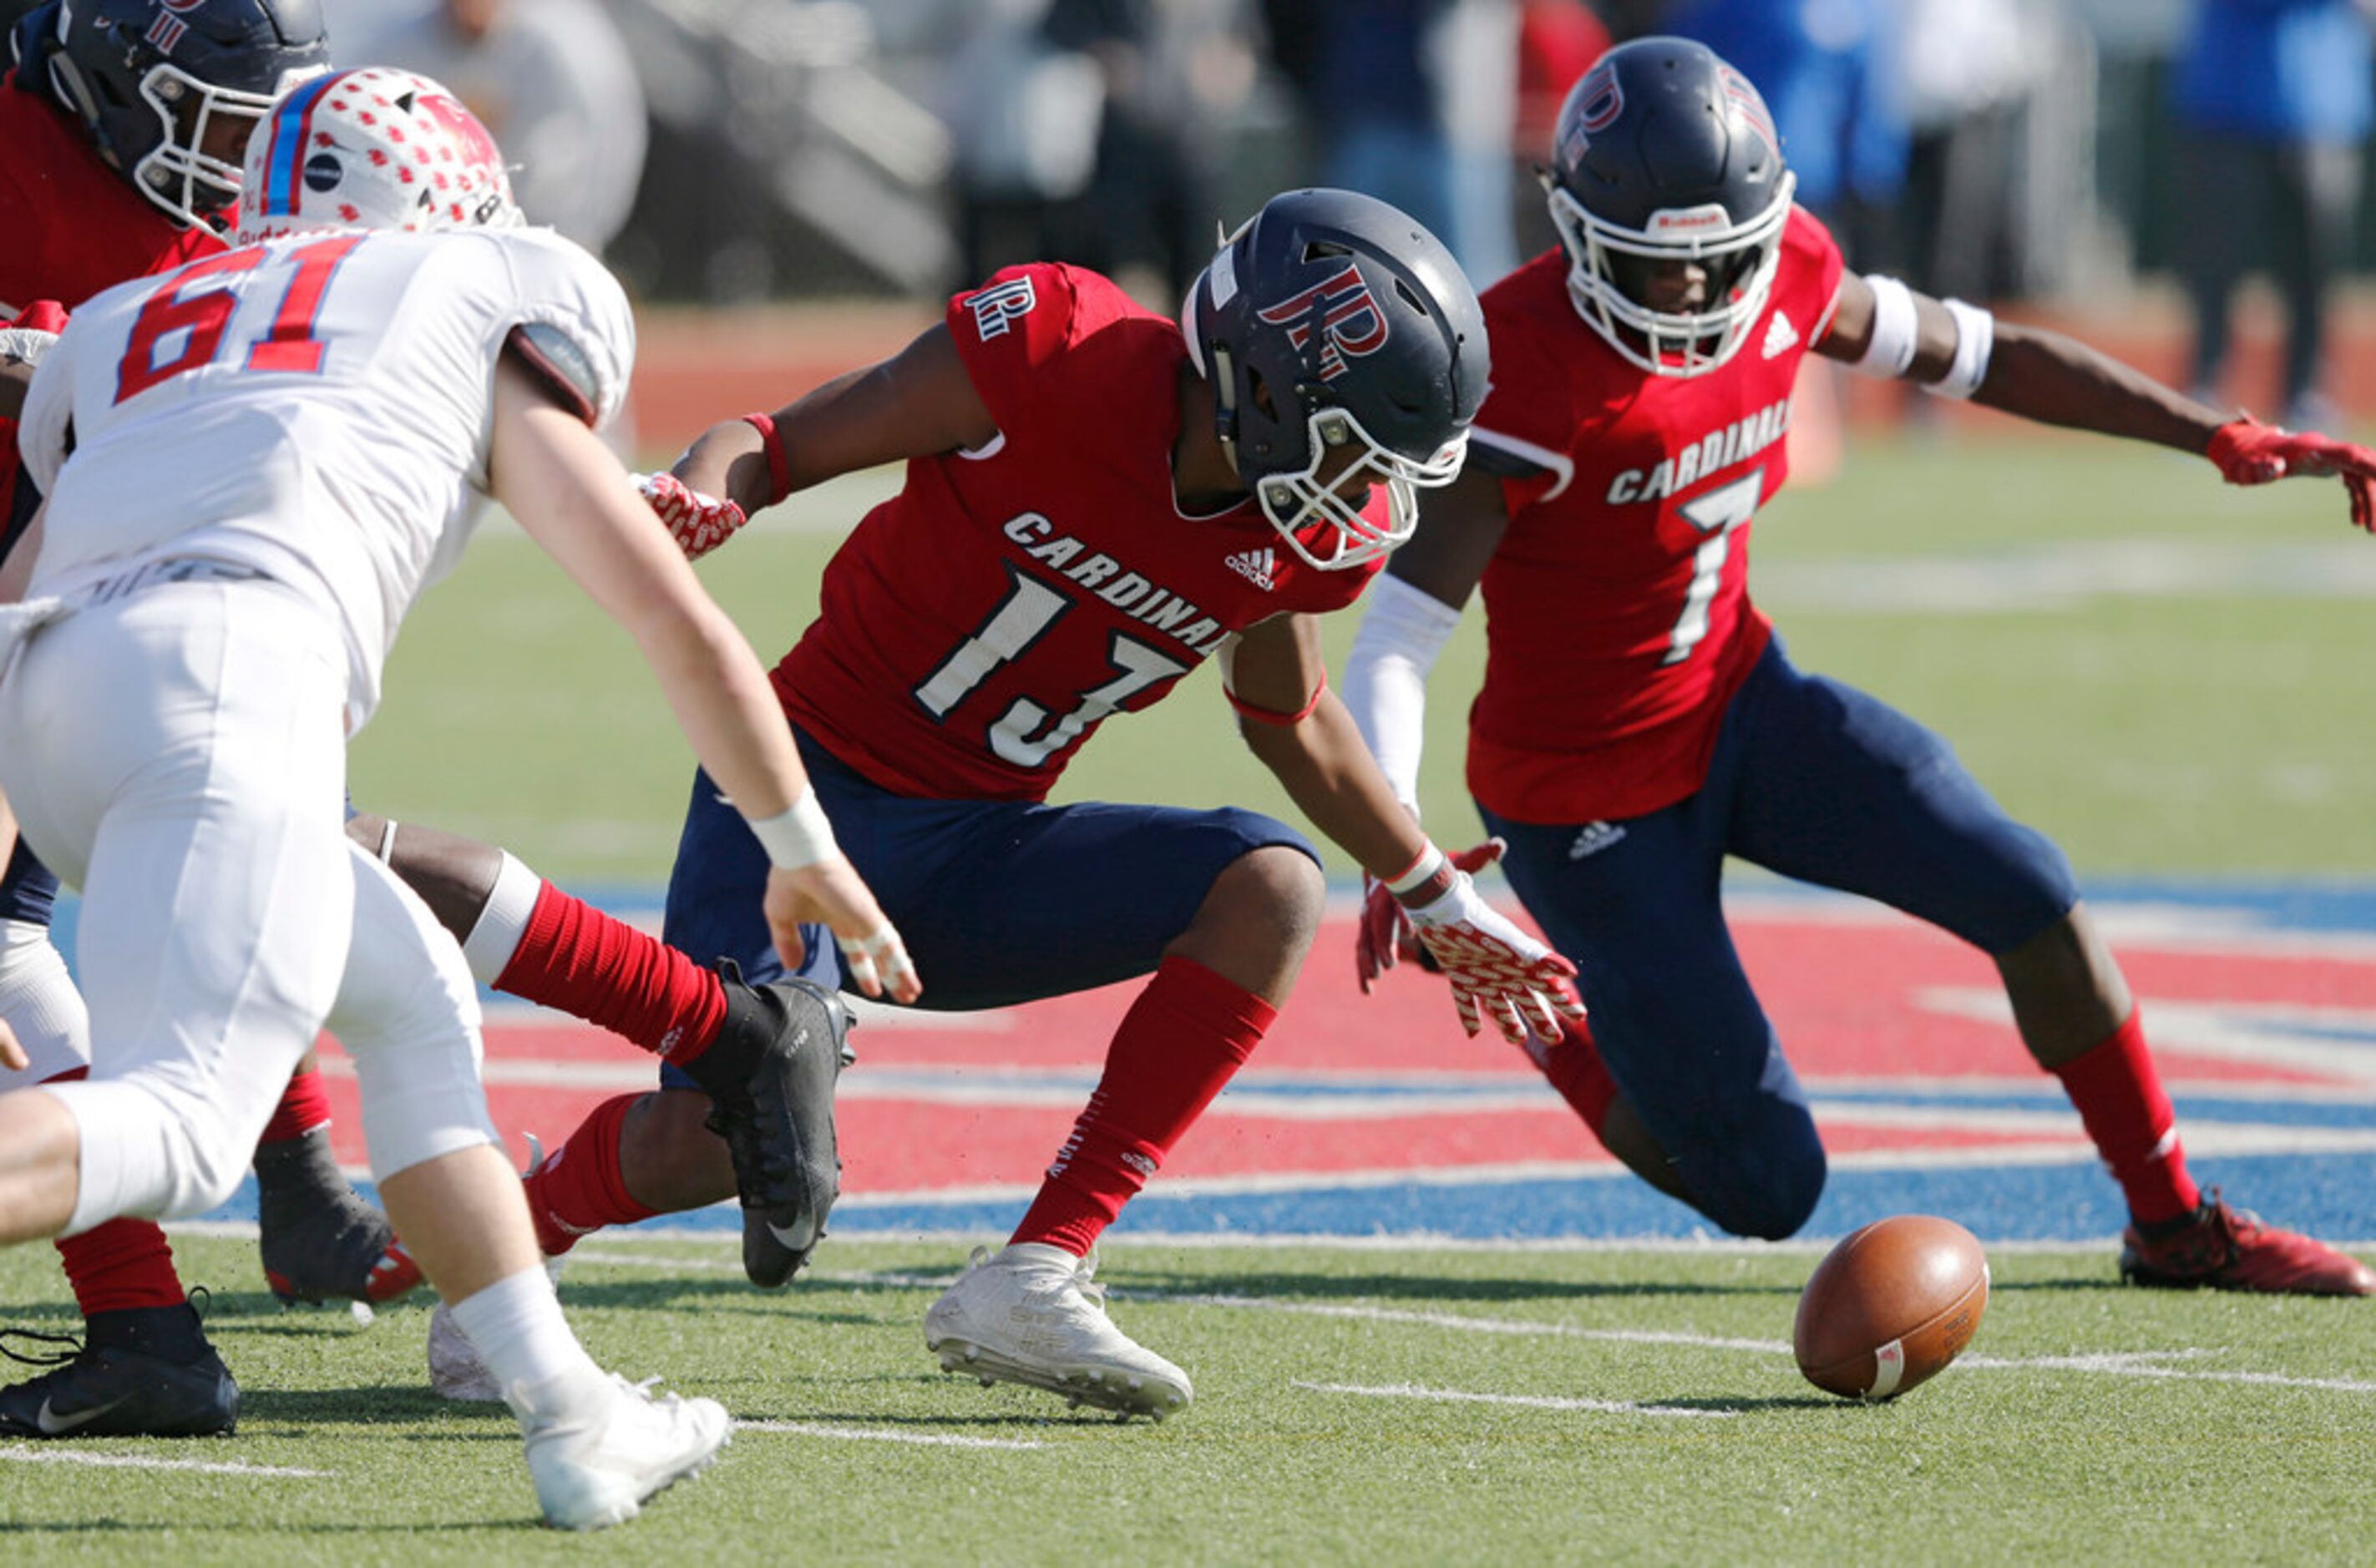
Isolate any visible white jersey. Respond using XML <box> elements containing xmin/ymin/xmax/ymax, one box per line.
<box><xmin>16</xmin><ymin>224</ymin><xmax>633</xmax><ymax>729</ymax></box>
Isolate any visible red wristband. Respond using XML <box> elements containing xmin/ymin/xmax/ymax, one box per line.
<box><xmin>742</xmin><ymin>411</ymin><xmax>792</xmax><ymax>507</ymax></box>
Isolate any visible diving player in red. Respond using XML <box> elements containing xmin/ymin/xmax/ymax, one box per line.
<box><xmin>428</xmin><ymin>189</ymin><xmax>1578</xmax><ymax>1419</ymax></box>
<box><xmin>1344</xmin><ymin>38</ymin><xmax>2376</xmax><ymax>1295</ymax></box>
<box><xmin>0</xmin><ymin>0</ymin><xmax>429</xmax><ymax>1441</ymax></box>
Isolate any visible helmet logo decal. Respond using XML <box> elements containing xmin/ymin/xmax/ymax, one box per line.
<box><xmin>1559</xmin><ymin>60</ymin><xmax>1624</xmax><ymax>163</ymax></box>
<box><xmin>416</xmin><ymin>87</ymin><xmax>502</xmax><ymax>173</ymax></box>
<box><xmin>1255</xmin><ymin>261</ymin><xmax>1389</xmax><ymax>382</ymax></box>
<box><xmin>142</xmin><ymin>0</ymin><xmax>203</xmax><ymax>53</ymax></box>
<box><xmin>302</xmin><ymin>149</ymin><xmax>342</xmax><ymax>192</ymax></box>
<box><xmin>1720</xmin><ymin>67</ymin><xmax>1777</xmax><ymax>162</ymax></box>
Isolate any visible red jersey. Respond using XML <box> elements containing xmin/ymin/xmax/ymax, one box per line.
<box><xmin>776</xmin><ymin>263</ymin><xmax>1386</xmax><ymax>802</ymax></box>
<box><xmin>0</xmin><ymin>74</ymin><xmax>223</xmax><ymax>519</ymax></box>
<box><xmin>1462</xmin><ymin>206</ymin><xmax>1846</xmax><ymax>824</ymax></box>
<box><xmin>0</xmin><ymin>76</ymin><xmax>222</xmax><ymax>308</ymax></box>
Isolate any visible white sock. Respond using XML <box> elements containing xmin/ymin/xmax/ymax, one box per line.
<box><xmin>458</xmin><ymin>852</ymin><xmax>544</xmax><ymax>987</ymax></box>
<box><xmin>448</xmin><ymin>1266</ymin><xmax>602</xmax><ymax>1413</ymax></box>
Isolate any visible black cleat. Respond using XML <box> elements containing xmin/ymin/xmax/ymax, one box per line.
<box><xmin>256</xmin><ymin>1126</ymin><xmax>423</xmax><ymax>1306</ymax></box>
<box><xmin>0</xmin><ymin>1298</ymin><xmax>238</xmax><ymax>1438</ymax></box>
<box><xmin>697</xmin><ymin>963</ymin><xmax>855</xmax><ymax>1288</ymax></box>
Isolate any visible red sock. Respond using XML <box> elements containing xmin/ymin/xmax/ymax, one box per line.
<box><xmin>39</xmin><ymin>1069</ymin><xmax>187</xmax><ymax>1314</ymax></box>
<box><xmin>1011</xmin><ymin>956</ymin><xmax>1274</xmax><ymax>1257</ymax></box>
<box><xmin>1528</xmin><ymin>1014</ymin><xmax>1617</xmax><ymax>1136</ymax></box>
<box><xmin>256</xmin><ymin>1067</ymin><xmax>333</xmax><ymax>1146</ymax></box>
<box><xmin>2050</xmin><ymin>1009</ymin><xmax>2201</xmax><ymax>1225</ymax></box>
<box><xmin>495</xmin><ymin>883</ymin><xmax>728</xmax><ymax>1065</ymax></box>
<box><xmin>520</xmin><ymin>1095</ymin><xmax>656</xmax><ymax>1257</ymax></box>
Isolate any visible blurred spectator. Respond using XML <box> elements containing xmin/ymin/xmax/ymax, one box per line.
<box><xmin>1288</xmin><ymin>0</ymin><xmax>1460</xmax><ymax>257</ymax></box>
<box><xmin>940</xmin><ymin>0</ymin><xmax>1107</xmax><ymax>287</ymax></box>
<box><xmin>1661</xmin><ymin>0</ymin><xmax>1907</xmax><ymax>264</ymax></box>
<box><xmin>2171</xmin><ymin>0</ymin><xmax>2373</xmax><ymax>429</ymax></box>
<box><xmin>1436</xmin><ymin>0</ymin><xmax>1522</xmax><ymax>284</ymax></box>
<box><xmin>322</xmin><ymin>0</ymin><xmax>647</xmax><ymax>253</ymax></box>
<box><xmin>944</xmin><ymin>0</ymin><xmax>1256</xmax><ymax>302</ymax></box>
<box><xmin>1512</xmin><ymin>0</ymin><xmax>1612</xmax><ymax>261</ymax></box>
<box><xmin>1895</xmin><ymin>0</ymin><xmax>2034</xmax><ymax>301</ymax></box>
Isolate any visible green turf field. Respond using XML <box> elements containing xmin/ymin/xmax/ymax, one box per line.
<box><xmin>3</xmin><ymin>1232</ymin><xmax>2370</xmax><ymax>1562</ymax></box>
<box><xmin>350</xmin><ymin>430</ymin><xmax>2376</xmax><ymax>884</ymax></box>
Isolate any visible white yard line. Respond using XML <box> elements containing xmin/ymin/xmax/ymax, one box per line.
<box><xmin>1294</xmin><ymin>1380</ymin><xmax>1734</xmax><ymax>1419</ymax></box>
<box><xmin>735</xmin><ymin>1420</ymin><xmax>1043</xmax><ymax>1451</ymax></box>
<box><xmin>0</xmin><ymin>1444</ymin><xmax>327</xmax><ymax>1478</ymax></box>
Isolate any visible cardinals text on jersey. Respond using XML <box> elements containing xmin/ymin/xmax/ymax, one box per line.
<box><xmin>776</xmin><ymin>262</ymin><xmax>1385</xmax><ymax>802</ymax></box>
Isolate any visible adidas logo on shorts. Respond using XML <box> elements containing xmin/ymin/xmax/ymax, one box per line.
<box><xmin>1225</xmin><ymin>548</ymin><xmax>1277</xmax><ymax>591</ymax></box>
<box><xmin>1568</xmin><ymin>821</ymin><xmax>1626</xmax><ymax>860</ymax></box>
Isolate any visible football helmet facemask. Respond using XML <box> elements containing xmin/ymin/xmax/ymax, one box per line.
<box><xmin>1180</xmin><ymin>188</ymin><xmax>1488</xmax><ymax>571</ymax></box>
<box><xmin>236</xmin><ymin>66</ymin><xmax>521</xmax><ymax>244</ymax></box>
<box><xmin>1543</xmin><ymin>36</ymin><xmax>1794</xmax><ymax>377</ymax></box>
<box><xmin>13</xmin><ymin>0</ymin><xmax>331</xmax><ymax>230</ymax></box>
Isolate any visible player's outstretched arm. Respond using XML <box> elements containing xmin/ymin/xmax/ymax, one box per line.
<box><xmin>489</xmin><ymin>355</ymin><xmax>921</xmax><ymax>1001</ymax></box>
<box><xmin>1340</xmin><ymin>467</ymin><xmax>1510</xmax><ymax>992</ymax></box>
<box><xmin>1232</xmin><ymin>614</ymin><xmax>1580</xmax><ymax>1044</ymax></box>
<box><xmin>1816</xmin><ymin>272</ymin><xmax>2376</xmax><ymax>528</ymax></box>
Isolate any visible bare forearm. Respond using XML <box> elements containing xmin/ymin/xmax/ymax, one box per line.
<box><xmin>1974</xmin><ymin>324</ymin><xmax>2225</xmax><ymax>456</ymax></box>
<box><xmin>1242</xmin><ymin>692</ymin><xmax>1431</xmax><ymax>878</ymax></box>
<box><xmin>632</xmin><ymin>603</ymin><xmax>802</xmax><ymax>820</ymax></box>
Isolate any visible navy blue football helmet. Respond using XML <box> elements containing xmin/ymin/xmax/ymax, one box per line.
<box><xmin>1180</xmin><ymin>188</ymin><xmax>1488</xmax><ymax>571</ymax></box>
<box><xmin>11</xmin><ymin>0</ymin><xmax>330</xmax><ymax>229</ymax></box>
<box><xmin>1543</xmin><ymin>37</ymin><xmax>1794</xmax><ymax>377</ymax></box>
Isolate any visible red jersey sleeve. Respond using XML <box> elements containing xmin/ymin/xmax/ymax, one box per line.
<box><xmin>945</xmin><ymin>262</ymin><xmax>1146</xmax><ymax>445</ymax></box>
<box><xmin>1470</xmin><ymin>281</ymin><xmax>1584</xmax><ymax>517</ymax></box>
<box><xmin>1786</xmin><ymin>205</ymin><xmax>1849</xmax><ymax>346</ymax></box>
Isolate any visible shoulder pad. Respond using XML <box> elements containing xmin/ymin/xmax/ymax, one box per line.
<box><xmin>504</xmin><ymin>321</ymin><xmax>600</xmax><ymax>427</ymax></box>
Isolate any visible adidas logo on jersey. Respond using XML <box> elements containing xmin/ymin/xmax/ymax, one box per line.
<box><xmin>1568</xmin><ymin>821</ymin><xmax>1626</xmax><ymax>860</ymax></box>
<box><xmin>1761</xmin><ymin>310</ymin><xmax>1798</xmax><ymax>360</ymax></box>
<box><xmin>1225</xmin><ymin>548</ymin><xmax>1277</xmax><ymax>590</ymax></box>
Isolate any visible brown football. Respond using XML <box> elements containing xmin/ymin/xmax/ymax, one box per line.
<box><xmin>1793</xmin><ymin>1215</ymin><xmax>1989</xmax><ymax>1401</ymax></box>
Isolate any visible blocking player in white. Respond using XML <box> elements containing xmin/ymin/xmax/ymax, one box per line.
<box><xmin>0</xmin><ymin>68</ymin><xmax>915</xmax><ymax>1528</ymax></box>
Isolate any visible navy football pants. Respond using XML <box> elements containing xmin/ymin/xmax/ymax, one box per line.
<box><xmin>659</xmin><ymin>727</ymin><xmax>1313</xmax><ymax>1089</ymax></box>
<box><xmin>1481</xmin><ymin>639</ymin><xmax>2079</xmax><ymax>1239</ymax></box>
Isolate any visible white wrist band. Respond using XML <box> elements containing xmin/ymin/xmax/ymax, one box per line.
<box><xmin>1927</xmin><ymin>298</ymin><xmax>1994</xmax><ymax>400</ymax></box>
<box><xmin>745</xmin><ymin>786</ymin><xmax>838</xmax><ymax>870</ymax></box>
<box><xmin>1851</xmin><ymin>274</ymin><xmax>1918</xmax><ymax>379</ymax></box>
<box><xmin>1386</xmin><ymin>842</ymin><xmax>1448</xmax><ymax>897</ymax></box>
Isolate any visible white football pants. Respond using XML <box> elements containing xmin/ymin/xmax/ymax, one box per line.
<box><xmin>0</xmin><ymin>574</ymin><xmax>496</xmax><ymax>1237</ymax></box>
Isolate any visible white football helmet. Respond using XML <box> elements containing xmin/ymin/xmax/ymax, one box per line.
<box><xmin>236</xmin><ymin>66</ymin><xmax>521</xmax><ymax>245</ymax></box>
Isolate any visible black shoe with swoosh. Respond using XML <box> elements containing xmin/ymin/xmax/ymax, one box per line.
<box><xmin>696</xmin><ymin>964</ymin><xmax>856</xmax><ymax>1289</ymax></box>
<box><xmin>0</xmin><ymin>1298</ymin><xmax>238</xmax><ymax>1438</ymax></box>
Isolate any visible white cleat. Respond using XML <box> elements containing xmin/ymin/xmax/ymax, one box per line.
<box><xmin>516</xmin><ymin>1370</ymin><xmax>731</xmax><ymax>1531</ymax></box>
<box><xmin>922</xmin><ymin>1243</ymin><xmax>1192</xmax><ymax>1419</ymax></box>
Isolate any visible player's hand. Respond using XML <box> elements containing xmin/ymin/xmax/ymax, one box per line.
<box><xmin>0</xmin><ymin>1018</ymin><xmax>24</xmax><ymax>1072</ymax></box>
<box><xmin>1356</xmin><ymin>840</ymin><xmax>1497</xmax><ymax>991</ymax></box>
<box><xmin>1399</xmin><ymin>840</ymin><xmax>1586</xmax><ymax>1044</ymax></box>
<box><xmin>762</xmin><ymin>861</ymin><xmax>922</xmax><ymax>1004</ymax></box>
<box><xmin>2207</xmin><ymin>416</ymin><xmax>2376</xmax><ymax>533</ymax></box>
<box><xmin>636</xmin><ymin>471</ymin><xmax>749</xmax><ymax>560</ymax></box>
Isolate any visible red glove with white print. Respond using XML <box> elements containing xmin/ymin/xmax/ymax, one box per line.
<box><xmin>1357</xmin><ymin>839</ymin><xmax>1500</xmax><ymax>990</ymax></box>
<box><xmin>1383</xmin><ymin>839</ymin><xmax>1586</xmax><ymax>1044</ymax></box>
<box><xmin>636</xmin><ymin>471</ymin><xmax>748</xmax><ymax>559</ymax></box>
<box><xmin>2206</xmin><ymin>416</ymin><xmax>2376</xmax><ymax>533</ymax></box>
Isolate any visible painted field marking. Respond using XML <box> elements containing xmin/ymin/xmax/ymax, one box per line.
<box><xmin>1295</xmin><ymin>1380</ymin><xmax>1736</xmax><ymax>1419</ymax></box>
<box><xmin>736</xmin><ymin>1420</ymin><xmax>1043</xmax><ymax>1451</ymax></box>
<box><xmin>0</xmin><ymin>1444</ymin><xmax>327</xmax><ymax>1478</ymax></box>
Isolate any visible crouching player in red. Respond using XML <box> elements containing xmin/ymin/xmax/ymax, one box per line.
<box><xmin>1345</xmin><ymin>38</ymin><xmax>2376</xmax><ymax>1293</ymax></box>
<box><xmin>433</xmin><ymin>189</ymin><xmax>1580</xmax><ymax>1419</ymax></box>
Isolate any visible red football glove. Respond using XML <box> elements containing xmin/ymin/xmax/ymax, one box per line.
<box><xmin>2206</xmin><ymin>416</ymin><xmax>2376</xmax><ymax>533</ymax></box>
<box><xmin>636</xmin><ymin>471</ymin><xmax>748</xmax><ymax>560</ymax></box>
<box><xmin>1356</xmin><ymin>839</ymin><xmax>1502</xmax><ymax>991</ymax></box>
<box><xmin>1365</xmin><ymin>839</ymin><xmax>1588</xmax><ymax>1044</ymax></box>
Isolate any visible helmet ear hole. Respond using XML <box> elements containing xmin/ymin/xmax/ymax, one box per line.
<box><xmin>1247</xmin><ymin>367</ymin><xmax>1278</xmax><ymax>422</ymax></box>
